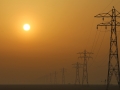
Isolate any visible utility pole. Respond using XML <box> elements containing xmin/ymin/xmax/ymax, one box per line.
<box><xmin>77</xmin><ymin>50</ymin><xmax>93</xmax><ymax>85</ymax></box>
<box><xmin>54</xmin><ymin>71</ymin><xmax>57</xmax><ymax>84</ymax></box>
<box><xmin>95</xmin><ymin>6</ymin><xmax>120</xmax><ymax>90</ymax></box>
<box><xmin>72</xmin><ymin>62</ymin><xmax>82</xmax><ymax>84</ymax></box>
<box><xmin>61</xmin><ymin>68</ymin><xmax>65</xmax><ymax>84</ymax></box>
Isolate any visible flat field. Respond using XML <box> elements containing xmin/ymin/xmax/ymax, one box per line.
<box><xmin>0</xmin><ymin>85</ymin><xmax>119</xmax><ymax>90</ymax></box>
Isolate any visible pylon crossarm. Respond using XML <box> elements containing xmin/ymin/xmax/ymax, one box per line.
<box><xmin>78</xmin><ymin>52</ymin><xmax>93</xmax><ymax>55</ymax></box>
<box><xmin>116</xmin><ymin>21</ymin><xmax>120</xmax><ymax>26</ymax></box>
<box><xmin>78</xmin><ymin>56</ymin><xmax>82</xmax><ymax>59</ymax></box>
<box><xmin>96</xmin><ymin>22</ymin><xmax>113</xmax><ymax>29</ymax></box>
<box><xmin>88</xmin><ymin>56</ymin><xmax>93</xmax><ymax>59</ymax></box>
<box><xmin>79</xmin><ymin>66</ymin><xmax>83</xmax><ymax>68</ymax></box>
<box><xmin>77</xmin><ymin>52</ymin><xmax>84</xmax><ymax>54</ymax></box>
<box><xmin>72</xmin><ymin>64</ymin><xmax>76</xmax><ymax>65</ymax></box>
<box><xmin>79</xmin><ymin>64</ymin><xmax>83</xmax><ymax>67</ymax></box>
<box><xmin>85</xmin><ymin>52</ymin><xmax>93</xmax><ymax>54</ymax></box>
<box><xmin>95</xmin><ymin>13</ymin><xmax>112</xmax><ymax>18</ymax></box>
<box><xmin>97</xmin><ymin>22</ymin><xmax>111</xmax><ymax>26</ymax></box>
<box><xmin>88</xmin><ymin>52</ymin><xmax>93</xmax><ymax>54</ymax></box>
<box><xmin>115</xmin><ymin>9</ymin><xmax>120</xmax><ymax>16</ymax></box>
<box><xmin>79</xmin><ymin>56</ymin><xmax>90</xmax><ymax>58</ymax></box>
<box><xmin>116</xmin><ymin>13</ymin><xmax>120</xmax><ymax>17</ymax></box>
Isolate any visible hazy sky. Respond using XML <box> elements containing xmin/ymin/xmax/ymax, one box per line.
<box><xmin>0</xmin><ymin>0</ymin><xmax>120</xmax><ymax>84</ymax></box>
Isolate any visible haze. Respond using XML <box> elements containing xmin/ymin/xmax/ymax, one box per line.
<box><xmin>0</xmin><ymin>0</ymin><xmax>120</xmax><ymax>84</ymax></box>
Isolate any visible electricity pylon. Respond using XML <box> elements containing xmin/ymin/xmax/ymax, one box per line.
<box><xmin>50</xmin><ymin>73</ymin><xmax>52</xmax><ymax>84</ymax></box>
<box><xmin>44</xmin><ymin>75</ymin><xmax>48</xmax><ymax>84</ymax></box>
<box><xmin>61</xmin><ymin>68</ymin><xmax>65</xmax><ymax>84</ymax></box>
<box><xmin>77</xmin><ymin>50</ymin><xmax>93</xmax><ymax>85</ymax></box>
<box><xmin>54</xmin><ymin>71</ymin><xmax>57</xmax><ymax>84</ymax></box>
<box><xmin>72</xmin><ymin>62</ymin><xmax>82</xmax><ymax>84</ymax></box>
<box><xmin>95</xmin><ymin>6</ymin><xmax>120</xmax><ymax>90</ymax></box>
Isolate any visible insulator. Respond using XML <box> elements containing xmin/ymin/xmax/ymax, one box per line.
<box><xmin>97</xmin><ymin>26</ymin><xmax>98</xmax><ymax>29</ymax></box>
<box><xmin>105</xmin><ymin>26</ymin><xmax>107</xmax><ymax>29</ymax></box>
<box><xmin>102</xmin><ymin>17</ymin><xmax>104</xmax><ymax>21</ymax></box>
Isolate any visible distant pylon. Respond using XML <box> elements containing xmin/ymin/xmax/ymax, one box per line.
<box><xmin>77</xmin><ymin>50</ymin><xmax>93</xmax><ymax>85</ymax></box>
<box><xmin>61</xmin><ymin>68</ymin><xmax>65</xmax><ymax>84</ymax></box>
<box><xmin>50</xmin><ymin>73</ymin><xmax>52</xmax><ymax>84</ymax></box>
<box><xmin>72</xmin><ymin>62</ymin><xmax>82</xmax><ymax>84</ymax></box>
<box><xmin>54</xmin><ymin>71</ymin><xmax>57</xmax><ymax>84</ymax></box>
<box><xmin>44</xmin><ymin>75</ymin><xmax>48</xmax><ymax>84</ymax></box>
<box><xmin>95</xmin><ymin>6</ymin><xmax>120</xmax><ymax>90</ymax></box>
<box><xmin>101</xmin><ymin>79</ymin><xmax>106</xmax><ymax>85</ymax></box>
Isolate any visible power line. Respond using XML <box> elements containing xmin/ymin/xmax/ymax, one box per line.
<box><xmin>77</xmin><ymin>50</ymin><xmax>93</xmax><ymax>85</ymax></box>
<box><xmin>101</xmin><ymin>0</ymin><xmax>114</xmax><ymax>13</ymax></box>
<box><xmin>95</xmin><ymin>6</ymin><xmax>120</xmax><ymax>90</ymax></box>
<box><xmin>91</xmin><ymin>0</ymin><xmax>114</xmax><ymax>53</ymax></box>
<box><xmin>94</xmin><ymin>31</ymin><xmax>106</xmax><ymax>59</ymax></box>
<box><xmin>89</xmin><ymin>51</ymin><xmax>108</xmax><ymax>69</ymax></box>
<box><xmin>91</xmin><ymin>23</ymin><xmax>106</xmax><ymax>53</ymax></box>
<box><xmin>92</xmin><ymin>30</ymin><xmax>101</xmax><ymax>53</ymax></box>
<box><xmin>85</xmin><ymin>18</ymin><xmax>95</xmax><ymax>49</ymax></box>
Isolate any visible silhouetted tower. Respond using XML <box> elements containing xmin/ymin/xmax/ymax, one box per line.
<box><xmin>95</xmin><ymin>6</ymin><xmax>120</xmax><ymax>90</ymax></box>
<box><xmin>61</xmin><ymin>68</ymin><xmax>65</xmax><ymax>84</ymax></box>
<box><xmin>72</xmin><ymin>62</ymin><xmax>82</xmax><ymax>84</ymax></box>
<box><xmin>50</xmin><ymin>73</ymin><xmax>52</xmax><ymax>84</ymax></box>
<box><xmin>101</xmin><ymin>79</ymin><xmax>106</xmax><ymax>85</ymax></box>
<box><xmin>54</xmin><ymin>71</ymin><xmax>57</xmax><ymax>84</ymax></box>
<box><xmin>77</xmin><ymin>50</ymin><xmax>93</xmax><ymax>85</ymax></box>
<box><xmin>44</xmin><ymin>75</ymin><xmax>48</xmax><ymax>84</ymax></box>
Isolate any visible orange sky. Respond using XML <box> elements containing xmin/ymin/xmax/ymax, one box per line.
<box><xmin>0</xmin><ymin>0</ymin><xmax>120</xmax><ymax>84</ymax></box>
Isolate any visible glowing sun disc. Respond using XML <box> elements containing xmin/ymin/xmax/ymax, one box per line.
<box><xmin>23</xmin><ymin>24</ymin><xmax>30</xmax><ymax>31</ymax></box>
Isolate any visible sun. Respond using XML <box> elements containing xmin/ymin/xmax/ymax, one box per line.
<box><xmin>23</xmin><ymin>24</ymin><xmax>30</xmax><ymax>31</ymax></box>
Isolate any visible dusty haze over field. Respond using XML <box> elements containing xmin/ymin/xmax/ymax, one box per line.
<box><xmin>0</xmin><ymin>0</ymin><xmax>120</xmax><ymax>84</ymax></box>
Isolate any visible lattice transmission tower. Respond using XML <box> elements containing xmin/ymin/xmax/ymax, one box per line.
<box><xmin>50</xmin><ymin>73</ymin><xmax>52</xmax><ymax>84</ymax></box>
<box><xmin>77</xmin><ymin>50</ymin><xmax>93</xmax><ymax>85</ymax></box>
<box><xmin>61</xmin><ymin>68</ymin><xmax>65</xmax><ymax>84</ymax></box>
<box><xmin>95</xmin><ymin>6</ymin><xmax>120</xmax><ymax>90</ymax></box>
<box><xmin>72</xmin><ymin>62</ymin><xmax>82</xmax><ymax>84</ymax></box>
<box><xmin>44</xmin><ymin>75</ymin><xmax>48</xmax><ymax>84</ymax></box>
<box><xmin>54</xmin><ymin>71</ymin><xmax>57</xmax><ymax>84</ymax></box>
